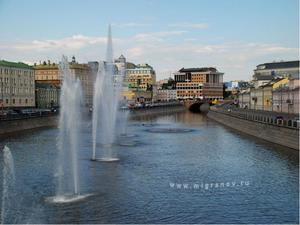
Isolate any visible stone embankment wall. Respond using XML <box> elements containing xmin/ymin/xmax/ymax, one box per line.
<box><xmin>0</xmin><ymin>105</ymin><xmax>186</xmax><ymax>135</ymax></box>
<box><xmin>129</xmin><ymin>105</ymin><xmax>185</xmax><ymax>118</ymax></box>
<box><xmin>0</xmin><ymin>115</ymin><xmax>58</xmax><ymax>136</ymax></box>
<box><xmin>207</xmin><ymin>109</ymin><xmax>299</xmax><ymax>150</ymax></box>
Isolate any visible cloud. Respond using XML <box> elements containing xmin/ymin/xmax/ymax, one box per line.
<box><xmin>0</xmin><ymin>35</ymin><xmax>108</xmax><ymax>51</ymax></box>
<box><xmin>112</xmin><ymin>22</ymin><xmax>151</xmax><ymax>28</ymax></box>
<box><xmin>0</xmin><ymin>32</ymin><xmax>298</xmax><ymax>81</ymax></box>
<box><xmin>168</xmin><ymin>23</ymin><xmax>209</xmax><ymax>29</ymax></box>
<box><xmin>127</xmin><ymin>47</ymin><xmax>144</xmax><ymax>57</ymax></box>
<box><xmin>123</xmin><ymin>40</ymin><xmax>298</xmax><ymax>80</ymax></box>
<box><xmin>133</xmin><ymin>30</ymin><xmax>187</xmax><ymax>42</ymax></box>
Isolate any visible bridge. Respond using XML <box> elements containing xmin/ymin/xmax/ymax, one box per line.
<box><xmin>184</xmin><ymin>100</ymin><xmax>211</xmax><ymax>113</ymax></box>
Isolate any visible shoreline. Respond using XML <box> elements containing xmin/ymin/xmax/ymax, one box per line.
<box><xmin>0</xmin><ymin>104</ymin><xmax>186</xmax><ymax>136</ymax></box>
<box><xmin>207</xmin><ymin>108</ymin><xmax>299</xmax><ymax>150</ymax></box>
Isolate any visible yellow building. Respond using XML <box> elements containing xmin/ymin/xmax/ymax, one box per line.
<box><xmin>121</xmin><ymin>88</ymin><xmax>152</xmax><ymax>103</ymax></box>
<box><xmin>272</xmin><ymin>77</ymin><xmax>289</xmax><ymax>89</ymax></box>
<box><xmin>34</xmin><ymin>57</ymin><xmax>94</xmax><ymax>107</ymax></box>
<box><xmin>126</xmin><ymin>64</ymin><xmax>156</xmax><ymax>91</ymax></box>
<box><xmin>0</xmin><ymin>60</ymin><xmax>35</xmax><ymax>108</ymax></box>
<box><xmin>35</xmin><ymin>61</ymin><xmax>60</xmax><ymax>87</ymax></box>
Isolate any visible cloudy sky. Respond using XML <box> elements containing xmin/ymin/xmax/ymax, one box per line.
<box><xmin>0</xmin><ymin>0</ymin><xmax>298</xmax><ymax>81</ymax></box>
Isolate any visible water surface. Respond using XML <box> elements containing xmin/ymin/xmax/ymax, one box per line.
<box><xmin>0</xmin><ymin>111</ymin><xmax>298</xmax><ymax>223</ymax></box>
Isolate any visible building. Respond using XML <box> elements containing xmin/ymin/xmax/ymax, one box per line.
<box><xmin>126</xmin><ymin>63</ymin><xmax>156</xmax><ymax>91</ymax></box>
<box><xmin>249</xmin><ymin>83</ymin><xmax>273</xmax><ymax>111</ymax></box>
<box><xmin>34</xmin><ymin>60</ymin><xmax>60</xmax><ymax>87</ymax></box>
<box><xmin>156</xmin><ymin>89</ymin><xmax>177</xmax><ymax>102</ymax></box>
<box><xmin>238</xmin><ymin>77</ymin><xmax>299</xmax><ymax>114</ymax></box>
<box><xmin>0</xmin><ymin>60</ymin><xmax>35</xmax><ymax>108</ymax></box>
<box><xmin>272</xmin><ymin>78</ymin><xmax>299</xmax><ymax>114</ymax></box>
<box><xmin>238</xmin><ymin>89</ymin><xmax>251</xmax><ymax>109</ymax></box>
<box><xmin>70</xmin><ymin>61</ymin><xmax>94</xmax><ymax>107</ymax></box>
<box><xmin>156</xmin><ymin>79</ymin><xmax>169</xmax><ymax>90</ymax></box>
<box><xmin>121</xmin><ymin>88</ymin><xmax>152</xmax><ymax>104</ymax></box>
<box><xmin>252</xmin><ymin>60</ymin><xmax>299</xmax><ymax>88</ymax></box>
<box><xmin>35</xmin><ymin>83</ymin><xmax>60</xmax><ymax>109</ymax></box>
<box><xmin>34</xmin><ymin>57</ymin><xmax>94</xmax><ymax>107</ymax></box>
<box><xmin>224</xmin><ymin>80</ymin><xmax>249</xmax><ymax>91</ymax></box>
<box><xmin>124</xmin><ymin>63</ymin><xmax>156</xmax><ymax>103</ymax></box>
<box><xmin>174</xmin><ymin>67</ymin><xmax>224</xmax><ymax>100</ymax></box>
<box><xmin>114</xmin><ymin>55</ymin><xmax>126</xmax><ymax>76</ymax></box>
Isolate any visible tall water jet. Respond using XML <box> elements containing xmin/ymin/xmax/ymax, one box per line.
<box><xmin>92</xmin><ymin>25</ymin><xmax>124</xmax><ymax>162</ymax></box>
<box><xmin>47</xmin><ymin>56</ymin><xmax>91</xmax><ymax>203</ymax></box>
<box><xmin>1</xmin><ymin>146</ymin><xmax>15</xmax><ymax>224</ymax></box>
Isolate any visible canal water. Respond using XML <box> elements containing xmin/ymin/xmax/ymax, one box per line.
<box><xmin>0</xmin><ymin>111</ymin><xmax>298</xmax><ymax>223</ymax></box>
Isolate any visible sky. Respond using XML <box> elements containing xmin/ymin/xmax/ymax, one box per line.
<box><xmin>0</xmin><ymin>0</ymin><xmax>299</xmax><ymax>81</ymax></box>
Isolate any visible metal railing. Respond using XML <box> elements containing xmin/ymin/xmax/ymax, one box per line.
<box><xmin>0</xmin><ymin>111</ymin><xmax>58</xmax><ymax>121</ymax></box>
<box><xmin>212</xmin><ymin>105</ymin><xmax>299</xmax><ymax>130</ymax></box>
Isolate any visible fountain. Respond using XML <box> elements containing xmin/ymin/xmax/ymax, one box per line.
<box><xmin>1</xmin><ymin>146</ymin><xmax>15</xmax><ymax>224</ymax></box>
<box><xmin>91</xmin><ymin>25</ymin><xmax>125</xmax><ymax>162</ymax></box>
<box><xmin>47</xmin><ymin>56</ymin><xmax>91</xmax><ymax>203</ymax></box>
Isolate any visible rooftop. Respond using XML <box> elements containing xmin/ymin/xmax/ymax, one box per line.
<box><xmin>0</xmin><ymin>60</ymin><xmax>33</xmax><ymax>69</ymax></box>
<box><xmin>179</xmin><ymin>67</ymin><xmax>217</xmax><ymax>73</ymax></box>
<box><xmin>256</xmin><ymin>60</ymin><xmax>299</xmax><ymax>70</ymax></box>
<box><xmin>34</xmin><ymin>62</ymin><xmax>90</xmax><ymax>70</ymax></box>
<box><xmin>253</xmin><ymin>75</ymin><xmax>274</xmax><ymax>80</ymax></box>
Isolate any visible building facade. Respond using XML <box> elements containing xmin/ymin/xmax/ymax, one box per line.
<box><xmin>156</xmin><ymin>89</ymin><xmax>177</xmax><ymax>102</ymax></box>
<box><xmin>35</xmin><ymin>83</ymin><xmax>60</xmax><ymax>109</ymax></box>
<box><xmin>272</xmin><ymin>78</ymin><xmax>299</xmax><ymax>114</ymax></box>
<box><xmin>224</xmin><ymin>80</ymin><xmax>249</xmax><ymax>91</ymax></box>
<box><xmin>114</xmin><ymin>55</ymin><xmax>126</xmax><ymax>76</ymax></box>
<box><xmin>252</xmin><ymin>60</ymin><xmax>299</xmax><ymax>88</ymax></box>
<box><xmin>174</xmin><ymin>67</ymin><xmax>224</xmax><ymax>100</ymax></box>
<box><xmin>0</xmin><ymin>60</ymin><xmax>35</xmax><ymax>108</ymax></box>
<box><xmin>124</xmin><ymin>63</ymin><xmax>156</xmax><ymax>103</ymax></box>
<box><xmin>34</xmin><ymin>57</ymin><xmax>94</xmax><ymax>107</ymax></box>
<box><xmin>126</xmin><ymin>64</ymin><xmax>156</xmax><ymax>91</ymax></box>
<box><xmin>121</xmin><ymin>88</ymin><xmax>152</xmax><ymax>104</ymax></box>
<box><xmin>238</xmin><ymin>77</ymin><xmax>299</xmax><ymax>114</ymax></box>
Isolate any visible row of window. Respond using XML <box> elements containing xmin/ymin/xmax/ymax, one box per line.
<box><xmin>36</xmin><ymin>75</ymin><xmax>58</xmax><ymax>80</ymax></box>
<box><xmin>127</xmin><ymin>70</ymin><xmax>153</xmax><ymax>75</ymax></box>
<box><xmin>177</xmin><ymin>90</ymin><xmax>202</xmax><ymax>94</ymax></box>
<box><xmin>0</xmin><ymin>86</ymin><xmax>34</xmax><ymax>94</ymax></box>
<box><xmin>0</xmin><ymin>98</ymin><xmax>33</xmax><ymax>104</ymax></box>
<box><xmin>0</xmin><ymin>68</ymin><xmax>34</xmax><ymax>76</ymax></box>
<box><xmin>177</xmin><ymin>86</ymin><xmax>202</xmax><ymax>90</ymax></box>
<box><xmin>127</xmin><ymin>79</ymin><xmax>153</xmax><ymax>83</ymax></box>
<box><xmin>0</xmin><ymin>77</ymin><xmax>34</xmax><ymax>85</ymax></box>
<box><xmin>36</xmin><ymin>70</ymin><xmax>58</xmax><ymax>75</ymax></box>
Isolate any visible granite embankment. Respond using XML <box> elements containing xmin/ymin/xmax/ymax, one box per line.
<box><xmin>0</xmin><ymin>103</ymin><xmax>185</xmax><ymax>135</ymax></box>
<box><xmin>207</xmin><ymin>108</ymin><xmax>299</xmax><ymax>150</ymax></box>
<box><xmin>0</xmin><ymin>115</ymin><xmax>58</xmax><ymax>136</ymax></box>
<box><xmin>129</xmin><ymin>103</ymin><xmax>185</xmax><ymax>118</ymax></box>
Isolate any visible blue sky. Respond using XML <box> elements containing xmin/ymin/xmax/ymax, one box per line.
<box><xmin>0</xmin><ymin>0</ymin><xmax>299</xmax><ymax>80</ymax></box>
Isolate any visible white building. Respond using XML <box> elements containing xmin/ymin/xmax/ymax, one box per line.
<box><xmin>157</xmin><ymin>89</ymin><xmax>177</xmax><ymax>102</ymax></box>
<box><xmin>0</xmin><ymin>60</ymin><xmax>35</xmax><ymax>108</ymax></box>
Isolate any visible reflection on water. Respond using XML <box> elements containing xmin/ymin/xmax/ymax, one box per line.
<box><xmin>0</xmin><ymin>111</ymin><xmax>298</xmax><ymax>224</ymax></box>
